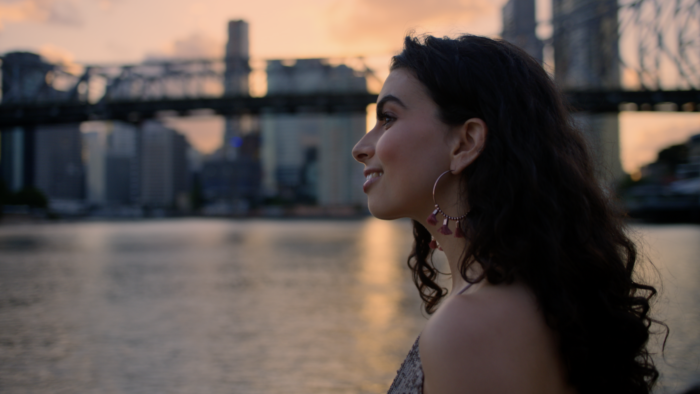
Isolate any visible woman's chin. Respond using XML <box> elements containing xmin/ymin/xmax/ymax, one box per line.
<box><xmin>367</xmin><ymin>202</ymin><xmax>404</xmax><ymax>221</ymax></box>
<box><xmin>370</xmin><ymin>213</ymin><xmax>396</xmax><ymax>221</ymax></box>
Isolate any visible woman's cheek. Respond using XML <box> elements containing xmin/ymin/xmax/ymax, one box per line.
<box><xmin>376</xmin><ymin>133</ymin><xmax>405</xmax><ymax>168</ymax></box>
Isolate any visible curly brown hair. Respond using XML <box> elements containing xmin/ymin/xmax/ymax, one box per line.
<box><xmin>393</xmin><ymin>35</ymin><xmax>665</xmax><ymax>394</ymax></box>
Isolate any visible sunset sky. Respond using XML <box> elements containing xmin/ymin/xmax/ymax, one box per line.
<box><xmin>1</xmin><ymin>0</ymin><xmax>698</xmax><ymax>173</ymax></box>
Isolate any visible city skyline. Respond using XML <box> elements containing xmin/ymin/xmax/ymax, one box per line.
<box><xmin>1</xmin><ymin>0</ymin><xmax>699</xmax><ymax>174</ymax></box>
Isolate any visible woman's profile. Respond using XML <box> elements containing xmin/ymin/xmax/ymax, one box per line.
<box><xmin>352</xmin><ymin>35</ymin><xmax>662</xmax><ymax>394</ymax></box>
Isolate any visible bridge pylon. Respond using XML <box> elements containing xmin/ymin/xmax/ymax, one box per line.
<box><xmin>552</xmin><ymin>0</ymin><xmax>626</xmax><ymax>184</ymax></box>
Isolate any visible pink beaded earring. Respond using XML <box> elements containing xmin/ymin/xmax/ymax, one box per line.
<box><xmin>427</xmin><ymin>170</ymin><xmax>468</xmax><ymax>248</ymax></box>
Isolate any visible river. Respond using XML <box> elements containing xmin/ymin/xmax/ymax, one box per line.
<box><xmin>0</xmin><ymin>218</ymin><xmax>697</xmax><ymax>393</ymax></box>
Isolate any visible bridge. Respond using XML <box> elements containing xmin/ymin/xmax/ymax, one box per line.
<box><xmin>0</xmin><ymin>91</ymin><xmax>379</xmax><ymax>127</ymax></box>
<box><xmin>2</xmin><ymin>88</ymin><xmax>699</xmax><ymax>127</ymax></box>
<box><xmin>4</xmin><ymin>89</ymin><xmax>699</xmax><ymax>128</ymax></box>
<box><xmin>1</xmin><ymin>0</ymin><xmax>699</xmax><ymax>128</ymax></box>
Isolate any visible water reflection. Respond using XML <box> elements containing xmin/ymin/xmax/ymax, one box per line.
<box><xmin>355</xmin><ymin>219</ymin><xmax>414</xmax><ymax>392</ymax></box>
<box><xmin>358</xmin><ymin>218</ymin><xmax>402</xmax><ymax>327</ymax></box>
<box><xmin>0</xmin><ymin>219</ymin><xmax>697</xmax><ymax>393</ymax></box>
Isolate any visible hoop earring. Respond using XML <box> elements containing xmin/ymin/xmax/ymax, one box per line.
<box><xmin>427</xmin><ymin>170</ymin><xmax>467</xmax><ymax>242</ymax></box>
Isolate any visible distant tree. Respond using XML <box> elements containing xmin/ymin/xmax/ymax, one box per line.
<box><xmin>0</xmin><ymin>179</ymin><xmax>8</xmax><ymax>217</ymax></box>
<box><xmin>190</xmin><ymin>175</ymin><xmax>204</xmax><ymax>212</ymax></box>
<box><xmin>0</xmin><ymin>179</ymin><xmax>9</xmax><ymax>205</ymax></box>
<box><xmin>11</xmin><ymin>187</ymin><xmax>49</xmax><ymax>209</ymax></box>
<box><xmin>617</xmin><ymin>173</ymin><xmax>639</xmax><ymax>193</ymax></box>
<box><xmin>656</xmin><ymin>143</ymin><xmax>688</xmax><ymax>175</ymax></box>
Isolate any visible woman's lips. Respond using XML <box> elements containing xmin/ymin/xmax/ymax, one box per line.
<box><xmin>363</xmin><ymin>171</ymin><xmax>383</xmax><ymax>193</ymax></box>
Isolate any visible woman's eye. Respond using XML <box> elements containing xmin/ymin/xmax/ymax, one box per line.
<box><xmin>379</xmin><ymin>113</ymin><xmax>395</xmax><ymax>127</ymax></box>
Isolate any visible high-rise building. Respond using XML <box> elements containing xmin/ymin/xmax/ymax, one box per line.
<box><xmin>34</xmin><ymin>124</ymin><xmax>84</xmax><ymax>201</ymax></box>
<box><xmin>261</xmin><ymin>59</ymin><xmax>366</xmax><ymax>206</ymax></box>
<box><xmin>199</xmin><ymin>19</ymin><xmax>261</xmax><ymax>213</ymax></box>
<box><xmin>201</xmin><ymin>132</ymin><xmax>261</xmax><ymax>207</ymax></box>
<box><xmin>502</xmin><ymin>0</ymin><xmax>543</xmax><ymax>63</ymax></box>
<box><xmin>1</xmin><ymin>52</ymin><xmax>69</xmax><ymax>194</ymax></box>
<box><xmin>224</xmin><ymin>20</ymin><xmax>249</xmax><ymax>96</ymax></box>
<box><xmin>83</xmin><ymin>129</ymin><xmax>107</xmax><ymax>204</ymax></box>
<box><xmin>1</xmin><ymin>127</ymin><xmax>35</xmax><ymax>192</ymax></box>
<box><xmin>1</xmin><ymin>52</ymin><xmax>61</xmax><ymax>103</ymax></box>
<box><xmin>140</xmin><ymin>121</ymin><xmax>190</xmax><ymax>208</ymax></box>
<box><xmin>552</xmin><ymin>0</ymin><xmax>619</xmax><ymax>89</ymax></box>
<box><xmin>223</xmin><ymin>20</ymin><xmax>251</xmax><ymax>161</ymax></box>
<box><xmin>2</xmin><ymin>123</ymin><xmax>84</xmax><ymax>206</ymax></box>
<box><xmin>83</xmin><ymin>121</ymin><xmax>139</xmax><ymax>206</ymax></box>
<box><xmin>552</xmin><ymin>0</ymin><xmax>624</xmax><ymax>182</ymax></box>
<box><xmin>107</xmin><ymin>122</ymin><xmax>140</xmax><ymax>204</ymax></box>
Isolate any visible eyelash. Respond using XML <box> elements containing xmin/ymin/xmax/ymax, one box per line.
<box><xmin>378</xmin><ymin>112</ymin><xmax>395</xmax><ymax>127</ymax></box>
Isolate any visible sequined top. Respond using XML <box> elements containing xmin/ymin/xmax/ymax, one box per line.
<box><xmin>387</xmin><ymin>284</ymin><xmax>474</xmax><ymax>394</ymax></box>
<box><xmin>386</xmin><ymin>336</ymin><xmax>424</xmax><ymax>394</ymax></box>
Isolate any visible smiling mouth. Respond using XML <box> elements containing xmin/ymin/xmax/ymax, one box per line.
<box><xmin>363</xmin><ymin>171</ymin><xmax>383</xmax><ymax>192</ymax></box>
<box><xmin>365</xmin><ymin>172</ymin><xmax>383</xmax><ymax>181</ymax></box>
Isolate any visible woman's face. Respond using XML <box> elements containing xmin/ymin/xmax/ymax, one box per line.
<box><xmin>352</xmin><ymin>68</ymin><xmax>455</xmax><ymax>221</ymax></box>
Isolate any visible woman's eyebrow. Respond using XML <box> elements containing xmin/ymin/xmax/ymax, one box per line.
<box><xmin>376</xmin><ymin>94</ymin><xmax>408</xmax><ymax>116</ymax></box>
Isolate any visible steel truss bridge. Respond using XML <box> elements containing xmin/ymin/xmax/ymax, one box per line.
<box><xmin>0</xmin><ymin>0</ymin><xmax>698</xmax><ymax>128</ymax></box>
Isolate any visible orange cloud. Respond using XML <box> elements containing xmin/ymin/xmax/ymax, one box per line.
<box><xmin>145</xmin><ymin>32</ymin><xmax>224</xmax><ymax>61</ymax></box>
<box><xmin>0</xmin><ymin>0</ymin><xmax>83</xmax><ymax>29</ymax></box>
<box><xmin>38</xmin><ymin>43</ymin><xmax>74</xmax><ymax>64</ymax></box>
<box><xmin>324</xmin><ymin>0</ymin><xmax>499</xmax><ymax>52</ymax></box>
<box><xmin>35</xmin><ymin>43</ymin><xmax>85</xmax><ymax>80</ymax></box>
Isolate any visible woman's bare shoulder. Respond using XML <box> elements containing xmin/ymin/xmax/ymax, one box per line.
<box><xmin>419</xmin><ymin>281</ymin><xmax>575</xmax><ymax>394</ymax></box>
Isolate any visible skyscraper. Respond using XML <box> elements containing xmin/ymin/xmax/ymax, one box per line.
<box><xmin>83</xmin><ymin>121</ymin><xmax>139</xmax><ymax>206</ymax></box>
<box><xmin>1</xmin><ymin>52</ymin><xmax>69</xmax><ymax>194</ymax></box>
<box><xmin>552</xmin><ymin>0</ymin><xmax>624</xmax><ymax>182</ymax></box>
<box><xmin>198</xmin><ymin>19</ymin><xmax>261</xmax><ymax>213</ymax></box>
<box><xmin>140</xmin><ymin>121</ymin><xmax>190</xmax><ymax>208</ymax></box>
<box><xmin>1</xmin><ymin>126</ymin><xmax>34</xmax><ymax>192</ymax></box>
<box><xmin>224</xmin><ymin>20</ymin><xmax>249</xmax><ymax>95</ymax></box>
<box><xmin>502</xmin><ymin>0</ymin><xmax>543</xmax><ymax>63</ymax></box>
<box><xmin>106</xmin><ymin>122</ymin><xmax>140</xmax><ymax>204</ymax></box>
<box><xmin>1</xmin><ymin>52</ymin><xmax>58</xmax><ymax>103</ymax></box>
<box><xmin>223</xmin><ymin>20</ymin><xmax>251</xmax><ymax>161</ymax></box>
<box><xmin>34</xmin><ymin>124</ymin><xmax>84</xmax><ymax>201</ymax></box>
<box><xmin>552</xmin><ymin>0</ymin><xmax>619</xmax><ymax>89</ymax></box>
<box><xmin>261</xmin><ymin>59</ymin><xmax>366</xmax><ymax>206</ymax></box>
<box><xmin>200</xmin><ymin>132</ymin><xmax>261</xmax><ymax>210</ymax></box>
<box><xmin>83</xmin><ymin>129</ymin><xmax>107</xmax><ymax>204</ymax></box>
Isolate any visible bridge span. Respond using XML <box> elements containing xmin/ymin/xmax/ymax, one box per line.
<box><xmin>1</xmin><ymin>43</ymin><xmax>699</xmax><ymax>128</ymax></box>
<box><xmin>0</xmin><ymin>89</ymin><xmax>698</xmax><ymax>128</ymax></box>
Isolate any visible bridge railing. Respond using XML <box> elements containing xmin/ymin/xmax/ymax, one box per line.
<box><xmin>539</xmin><ymin>0</ymin><xmax>700</xmax><ymax>90</ymax></box>
<box><xmin>0</xmin><ymin>56</ymin><xmax>379</xmax><ymax>106</ymax></box>
<box><xmin>617</xmin><ymin>0</ymin><xmax>700</xmax><ymax>90</ymax></box>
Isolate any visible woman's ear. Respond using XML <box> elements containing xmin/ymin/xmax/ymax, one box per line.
<box><xmin>450</xmin><ymin>118</ymin><xmax>487</xmax><ymax>174</ymax></box>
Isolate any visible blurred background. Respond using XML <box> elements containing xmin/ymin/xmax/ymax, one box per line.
<box><xmin>0</xmin><ymin>0</ymin><xmax>698</xmax><ymax>393</ymax></box>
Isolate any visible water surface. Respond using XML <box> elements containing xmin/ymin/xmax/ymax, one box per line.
<box><xmin>0</xmin><ymin>219</ymin><xmax>697</xmax><ymax>393</ymax></box>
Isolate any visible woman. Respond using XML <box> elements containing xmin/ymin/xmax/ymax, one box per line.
<box><xmin>352</xmin><ymin>35</ymin><xmax>661</xmax><ymax>394</ymax></box>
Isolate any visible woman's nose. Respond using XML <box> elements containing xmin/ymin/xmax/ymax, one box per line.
<box><xmin>352</xmin><ymin>132</ymin><xmax>375</xmax><ymax>163</ymax></box>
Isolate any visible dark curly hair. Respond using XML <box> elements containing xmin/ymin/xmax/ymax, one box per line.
<box><xmin>393</xmin><ymin>35</ymin><xmax>664</xmax><ymax>394</ymax></box>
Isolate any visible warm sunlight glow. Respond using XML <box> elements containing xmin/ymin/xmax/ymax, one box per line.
<box><xmin>162</xmin><ymin>116</ymin><xmax>225</xmax><ymax>154</ymax></box>
<box><xmin>356</xmin><ymin>217</ymin><xmax>405</xmax><ymax>372</ymax></box>
<box><xmin>619</xmin><ymin>112</ymin><xmax>700</xmax><ymax>173</ymax></box>
<box><xmin>366</xmin><ymin>103</ymin><xmax>376</xmax><ymax>133</ymax></box>
<box><xmin>357</xmin><ymin>217</ymin><xmax>401</xmax><ymax>323</ymax></box>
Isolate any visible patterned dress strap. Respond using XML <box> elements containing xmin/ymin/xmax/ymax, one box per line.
<box><xmin>386</xmin><ymin>336</ymin><xmax>424</xmax><ymax>394</ymax></box>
